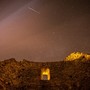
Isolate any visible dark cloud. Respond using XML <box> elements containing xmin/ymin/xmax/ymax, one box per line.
<box><xmin>0</xmin><ymin>0</ymin><xmax>90</xmax><ymax>61</ymax></box>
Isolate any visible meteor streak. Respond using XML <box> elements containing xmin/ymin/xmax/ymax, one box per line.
<box><xmin>28</xmin><ymin>7</ymin><xmax>40</xmax><ymax>14</ymax></box>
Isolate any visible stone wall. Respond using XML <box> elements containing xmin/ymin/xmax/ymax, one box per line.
<box><xmin>0</xmin><ymin>58</ymin><xmax>90</xmax><ymax>90</ymax></box>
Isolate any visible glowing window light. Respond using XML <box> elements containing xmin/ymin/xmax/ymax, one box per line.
<box><xmin>41</xmin><ymin>68</ymin><xmax>50</xmax><ymax>80</ymax></box>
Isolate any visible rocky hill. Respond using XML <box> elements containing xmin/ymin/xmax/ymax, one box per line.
<box><xmin>65</xmin><ymin>52</ymin><xmax>90</xmax><ymax>61</ymax></box>
<box><xmin>0</xmin><ymin>52</ymin><xmax>90</xmax><ymax>90</ymax></box>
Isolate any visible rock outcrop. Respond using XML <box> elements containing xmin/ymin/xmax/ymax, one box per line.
<box><xmin>0</xmin><ymin>56</ymin><xmax>90</xmax><ymax>90</ymax></box>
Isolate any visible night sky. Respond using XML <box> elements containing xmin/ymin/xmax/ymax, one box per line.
<box><xmin>0</xmin><ymin>0</ymin><xmax>90</xmax><ymax>61</ymax></box>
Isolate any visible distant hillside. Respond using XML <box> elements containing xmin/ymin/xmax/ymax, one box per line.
<box><xmin>65</xmin><ymin>52</ymin><xmax>90</xmax><ymax>61</ymax></box>
<box><xmin>0</xmin><ymin>55</ymin><xmax>90</xmax><ymax>90</ymax></box>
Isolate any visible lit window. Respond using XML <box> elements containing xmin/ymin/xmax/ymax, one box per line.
<box><xmin>41</xmin><ymin>68</ymin><xmax>50</xmax><ymax>80</ymax></box>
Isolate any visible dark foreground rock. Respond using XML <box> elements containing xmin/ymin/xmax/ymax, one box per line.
<box><xmin>0</xmin><ymin>58</ymin><xmax>90</xmax><ymax>90</ymax></box>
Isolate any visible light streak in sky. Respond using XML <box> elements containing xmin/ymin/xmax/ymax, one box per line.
<box><xmin>28</xmin><ymin>7</ymin><xmax>40</xmax><ymax>14</ymax></box>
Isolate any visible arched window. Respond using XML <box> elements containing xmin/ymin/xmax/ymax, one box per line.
<box><xmin>41</xmin><ymin>68</ymin><xmax>50</xmax><ymax>80</ymax></box>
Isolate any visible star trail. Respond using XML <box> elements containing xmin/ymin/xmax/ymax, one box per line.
<box><xmin>0</xmin><ymin>0</ymin><xmax>90</xmax><ymax>61</ymax></box>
